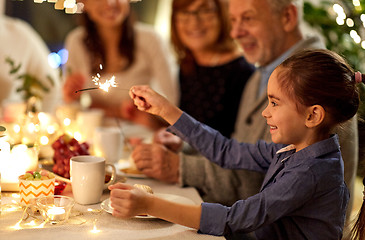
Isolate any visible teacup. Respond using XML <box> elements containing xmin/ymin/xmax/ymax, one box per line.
<box><xmin>70</xmin><ymin>156</ymin><xmax>116</xmax><ymax>205</ymax></box>
<box><xmin>76</xmin><ymin>109</ymin><xmax>104</xmax><ymax>142</ymax></box>
<box><xmin>93</xmin><ymin>126</ymin><xmax>123</xmax><ymax>164</ymax></box>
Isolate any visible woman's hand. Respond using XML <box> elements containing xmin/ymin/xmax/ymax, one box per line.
<box><xmin>129</xmin><ymin>85</ymin><xmax>183</xmax><ymax>125</ymax></box>
<box><xmin>63</xmin><ymin>73</ymin><xmax>86</xmax><ymax>103</ymax></box>
<box><xmin>108</xmin><ymin>183</ymin><xmax>153</xmax><ymax>218</ymax></box>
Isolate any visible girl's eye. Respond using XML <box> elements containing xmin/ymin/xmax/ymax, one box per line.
<box><xmin>271</xmin><ymin>101</ymin><xmax>277</xmax><ymax>107</ymax></box>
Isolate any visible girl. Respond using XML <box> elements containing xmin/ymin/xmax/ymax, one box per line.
<box><xmin>109</xmin><ymin>49</ymin><xmax>363</xmax><ymax>239</ymax></box>
<box><xmin>63</xmin><ymin>0</ymin><xmax>178</xmax><ymax>129</ymax></box>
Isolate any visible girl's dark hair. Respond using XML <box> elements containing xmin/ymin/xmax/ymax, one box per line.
<box><xmin>170</xmin><ymin>0</ymin><xmax>236</xmax><ymax>75</ymax></box>
<box><xmin>277</xmin><ymin>49</ymin><xmax>361</xmax><ymax>130</ymax></box>
<box><xmin>351</xmin><ymin>177</ymin><xmax>365</xmax><ymax>240</ymax></box>
<box><xmin>80</xmin><ymin>12</ymin><xmax>135</xmax><ymax>74</ymax></box>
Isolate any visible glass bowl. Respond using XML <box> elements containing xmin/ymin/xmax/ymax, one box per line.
<box><xmin>36</xmin><ymin>195</ymin><xmax>75</xmax><ymax>224</ymax></box>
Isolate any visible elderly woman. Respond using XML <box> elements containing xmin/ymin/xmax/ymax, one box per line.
<box><xmin>171</xmin><ymin>0</ymin><xmax>254</xmax><ymax>137</ymax></box>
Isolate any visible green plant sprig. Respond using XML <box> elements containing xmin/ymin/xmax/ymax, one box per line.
<box><xmin>0</xmin><ymin>126</ymin><xmax>6</xmax><ymax>139</ymax></box>
<box><xmin>5</xmin><ymin>57</ymin><xmax>55</xmax><ymax>102</ymax></box>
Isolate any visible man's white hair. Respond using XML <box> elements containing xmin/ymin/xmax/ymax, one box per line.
<box><xmin>268</xmin><ymin>0</ymin><xmax>303</xmax><ymax>21</ymax></box>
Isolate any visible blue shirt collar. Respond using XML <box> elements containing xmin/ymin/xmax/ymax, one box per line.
<box><xmin>275</xmin><ymin>134</ymin><xmax>341</xmax><ymax>160</ymax></box>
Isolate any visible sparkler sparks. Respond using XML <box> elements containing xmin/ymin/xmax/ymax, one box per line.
<box><xmin>75</xmin><ymin>64</ymin><xmax>118</xmax><ymax>93</ymax></box>
<box><xmin>92</xmin><ymin>75</ymin><xmax>117</xmax><ymax>92</ymax></box>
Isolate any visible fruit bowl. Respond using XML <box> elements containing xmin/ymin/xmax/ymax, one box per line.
<box><xmin>52</xmin><ymin>134</ymin><xmax>90</xmax><ymax>179</ymax></box>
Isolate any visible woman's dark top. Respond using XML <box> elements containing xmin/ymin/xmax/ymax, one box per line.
<box><xmin>179</xmin><ymin>56</ymin><xmax>255</xmax><ymax>137</ymax></box>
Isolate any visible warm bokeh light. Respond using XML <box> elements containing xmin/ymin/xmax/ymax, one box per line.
<box><xmin>13</xmin><ymin>124</ymin><xmax>20</xmax><ymax>134</ymax></box>
<box><xmin>350</xmin><ymin>30</ymin><xmax>362</xmax><ymax>43</ymax></box>
<box><xmin>40</xmin><ymin>136</ymin><xmax>49</xmax><ymax>145</ymax></box>
<box><xmin>336</xmin><ymin>17</ymin><xmax>345</xmax><ymax>25</ymax></box>
<box><xmin>47</xmin><ymin>125</ymin><xmax>56</xmax><ymax>135</ymax></box>
<box><xmin>90</xmin><ymin>219</ymin><xmax>101</xmax><ymax>234</ymax></box>
<box><xmin>63</xmin><ymin>118</ymin><xmax>71</xmax><ymax>126</ymax></box>
<box><xmin>73</xmin><ymin>132</ymin><xmax>82</xmax><ymax>142</ymax></box>
<box><xmin>346</xmin><ymin>18</ymin><xmax>355</xmax><ymax>27</ymax></box>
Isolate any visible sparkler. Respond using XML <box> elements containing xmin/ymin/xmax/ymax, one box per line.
<box><xmin>75</xmin><ymin>64</ymin><xmax>120</xmax><ymax>93</ymax></box>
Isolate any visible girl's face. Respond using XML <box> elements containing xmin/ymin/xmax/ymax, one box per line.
<box><xmin>82</xmin><ymin>0</ymin><xmax>130</xmax><ymax>28</ymax></box>
<box><xmin>174</xmin><ymin>0</ymin><xmax>221</xmax><ymax>53</ymax></box>
<box><xmin>262</xmin><ymin>69</ymin><xmax>311</xmax><ymax>151</ymax></box>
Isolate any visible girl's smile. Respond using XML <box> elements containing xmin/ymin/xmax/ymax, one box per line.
<box><xmin>262</xmin><ymin>68</ymin><xmax>313</xmax><ymax>151</ymax></box>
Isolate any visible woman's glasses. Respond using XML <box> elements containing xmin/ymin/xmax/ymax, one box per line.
<box><xmin>175</xmin><ymin>8</ymin><xmax>217</xmax><ymax>24</ymax></box>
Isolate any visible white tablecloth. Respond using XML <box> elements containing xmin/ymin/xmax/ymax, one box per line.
<box><xmin>0</xmin><ymin>177</ymin><xmax>224</xmax><ymax>240</ymax></box>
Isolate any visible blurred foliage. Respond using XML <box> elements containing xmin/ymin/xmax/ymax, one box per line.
<box><xmin>5</xmin><ymin>57</ymin><xmax>54</xmax><ymax>103</ymax></box>
<box><xmin>303</xmin><ymin>0</ymin><xmax>365</xmax><ymax>118</ymax></box>
<box><xmin>303</xmin><ymin>1</ymin><xmax>364</xmax><ymax>72</ymax></box>
<box><xmin>0</xmin><ymin>126</ymin><xmax>6</xmax><ymax>138</ymax></box>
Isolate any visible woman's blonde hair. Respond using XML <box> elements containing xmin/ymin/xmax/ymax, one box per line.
<box><xmin>170</xmin><ymin>0</ymin><xmax>237</xmax><ymax>75</ymax></box>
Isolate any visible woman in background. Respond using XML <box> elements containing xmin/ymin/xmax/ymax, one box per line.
<box><xmin>129</xmin><ymin>0</ymin><xmax>255</xmax><ymax>180</ymax></box>
<box><xmin>171</xmin><ymin>0</ymin><xmax>254</xmax><ymax>137</ymax></box>
<box><xmin>63</xmin><ymin>0</ymin><xmax>178</xmax><ymax>129</ymax></box>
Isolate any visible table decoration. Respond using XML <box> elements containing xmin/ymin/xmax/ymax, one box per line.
<box><xmin>36</xmin><ymin>195</ymin><xmax>75</xmax><ymax>224</ymax></box>
<box><xmin>18</xmin><ymin>171</ymin><xmax>55</xmax><ymax>205</ymax></box>
<box><xmin>1</xmin><ymin>193</ymin><xmax>87</xmax><ymax>230</ymax></box>
<box><xmin>0</xmin><ymin>125</ymin><xmax>40</xmax><ymax>191</ymax></box>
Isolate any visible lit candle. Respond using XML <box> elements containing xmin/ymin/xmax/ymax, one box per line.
<box><xmin>47</xmin><ymin>207</ymin><xmax>66</xmax><ymax>222</ymax></box>
<box><xmin>0</xmin><ymin>144</ymin><xmax>38</xmax><ymax>191</ymax></box>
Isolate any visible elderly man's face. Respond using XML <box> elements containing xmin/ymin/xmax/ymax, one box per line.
<box><xmin>229</xmin><ymin>0</ymin><xmax>289</xmax><ymax>67</ymax></box>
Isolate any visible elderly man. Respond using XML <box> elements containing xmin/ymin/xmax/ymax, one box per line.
<box><xmin>132</xmin><ymin>0</ymin><xmax>358</xmax><ymax>231</ymax></box>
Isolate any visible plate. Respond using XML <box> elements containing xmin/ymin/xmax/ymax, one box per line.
<box><xmin>116</xmin><ymin>161</ymin><xmax>147</xmax><ymax>179</ymax></box>
<box><xmin>101</xmin><ymin>193</ymin><xmax>196</xmax><ymax>218</ymax></box>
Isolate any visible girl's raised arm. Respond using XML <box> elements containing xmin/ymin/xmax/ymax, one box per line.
<box><xmin>129</xmin><ymin>85</ymin><xmax>183</xmax><ymax>125</ymax></box>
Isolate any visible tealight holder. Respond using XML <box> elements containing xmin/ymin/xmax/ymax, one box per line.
<box><xmin>36</xmin><ymin>195</ymin><xmax>75</xmax><ymax>224</ymax></box>
<box><xmin>18</xmin><ymin>176</ymin><xmax>55</xmax><ymax>205</ymax></box>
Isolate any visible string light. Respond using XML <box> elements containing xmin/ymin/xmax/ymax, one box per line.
<box><xmin>350</xmin><ymin>30</ymin><xmax>362</xmax><ymax>44</ymax></box>
<box><xmin>353</xmin><ymin>0</ymin><xmax>361</xmax><ymax>6</ymax></box>
<box><xmin>332</xmin><ymin>3</ymin><xmax>364</xmax><ymax>48</ymax></box>
<box><xmin>34</xmin><ymin>0</ymin><xmax>142</xmax><ymax>14</ymax></box>
<box><xmin>361</xmin><ymin>14</ymin><xmax>365</xmax><ymax>28</ymax></box>
<box><xmin>346</xmin><ymin>18</ymin><xmax>355</xmax><ymax>27</ymax></box>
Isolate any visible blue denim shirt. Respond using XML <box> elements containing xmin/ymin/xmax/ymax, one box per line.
<box><xmin>168</xmin><ymin>113</ymin><xmax>349</xmax><ymax>240</ymax></box>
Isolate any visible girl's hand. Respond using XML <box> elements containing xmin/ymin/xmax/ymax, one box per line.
<box><xmin>108</xmin><ymin>183</ymin><xmax>152</xmax><ymax>218</ymax></box>
<box><xmin>129</xmin><ymin>85</ymin><xmax>183</xmax><ymax>125</ymax></box>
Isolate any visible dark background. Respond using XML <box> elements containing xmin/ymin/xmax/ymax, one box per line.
<box><xmin>5</xmin><ymin>0</ymin><xmax>160</xmax><ymax>53</ymax></box>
